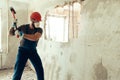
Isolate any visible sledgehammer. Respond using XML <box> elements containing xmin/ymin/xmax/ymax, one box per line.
<box><xmin>10</xmin><ymin>7</ymin><xmax>16</xmax><ymax>20</ymax></box>
<box><xmin>10</xmin><ymin>7</ymin><xmax>22</xmax><ymax>38</ymax></box>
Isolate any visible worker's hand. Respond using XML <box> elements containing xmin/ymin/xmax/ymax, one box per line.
<box><xmin>9</xmin><ymin>27</ymin><xmax>15</xmax><ymax>36</ymax></box>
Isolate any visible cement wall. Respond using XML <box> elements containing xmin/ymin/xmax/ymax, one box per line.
<box><xmin>0</xmin><ymin>0</ymin><xmax>28</xmax><ymax>68</ymax></box>
<box><xmin>29</xmin><ymin>0</ymin><xmax>120</xmax><ymax>80</ymax></box>
<box><xmin>0</xmin><ymin>0</ymin><xmax>9</xmax><ymax>69</ymax></box>
<box><xmin>81</xmin><ymin>0</ymin><xmax>120</xmax><ymax>80</ymax></box>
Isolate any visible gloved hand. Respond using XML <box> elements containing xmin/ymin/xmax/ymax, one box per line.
<box><xmin>9</xmin><ymin>27</ymin><xmax>15</xmax><ymax>36</ymax></box>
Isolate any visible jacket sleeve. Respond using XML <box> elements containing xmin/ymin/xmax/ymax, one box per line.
<box><xmin>37</xmin><ymin>28</ymin><xmax>43</xmax><ymax>34</ymax></box>
<box><xmin>17</xmin><ymin>25</ymin><xmax>25</xmax><ymax>31</ymax></box>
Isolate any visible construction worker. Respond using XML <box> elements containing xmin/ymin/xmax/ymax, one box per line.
<box><xmin>9</xmin><ymin>12</ymin><xmax>44</xmax><ymax>80</ymax></box>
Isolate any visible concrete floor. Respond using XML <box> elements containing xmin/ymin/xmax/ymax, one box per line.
<box><xmin>0</xmin><ymin>67</ymin><xmax>37</xmax><ymax>80</ymax></box>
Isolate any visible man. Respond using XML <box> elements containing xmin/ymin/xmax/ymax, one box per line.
<box><xmin>9</xmin><ymin>12</ymin><xmax>44</xmax><ymax>80</ymax></box>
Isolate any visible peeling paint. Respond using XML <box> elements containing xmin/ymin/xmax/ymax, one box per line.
<box><xmin>93</xmin><ymin>62</ymin><xmax>108</xmax><ymax>80</ymax></box>
<box><xmin>69</xmin><ymin>53</ymin><xmax>76</xmax><ymax>63</ymax></box>
<box><xmin>50</xmin><ymin>45</ymin><xmax>52</xmax><ymax>48</ymax></box>
<box><xmin>60</xmin><ymin>51</ymin><xmax>63</xmax><ymax>56</ymax></box>
<box><xmin>44</xmin><ymin>55</ymin><xmax>62</xmax><ymax>80</ymax></box>
<box><xmin>60</xmin><ymin>42</ymin><xmax>71</xmax><ymax>48</ymax></box>
<box><xmin>66</xmin><ymin>72</ymin><xmax>73</xmax><ymax>80</ymax></box>
<box><xmin>55</xmin><ymin>66</ymin><xmax>61</xmax><ymax>80</ymax></box>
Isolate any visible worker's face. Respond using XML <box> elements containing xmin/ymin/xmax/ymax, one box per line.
<box><xmin>33</xmin><ymin>22</ymin><xmax>40</xmax><ymax>28</ymax></box>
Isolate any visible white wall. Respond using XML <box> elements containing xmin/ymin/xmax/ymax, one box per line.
<box><xmin>0</xmin><ymin>0</ymin><xmax>9</xmax><ymax>69</ymax></box>
<box><xmin>29</xmin><ymin>0</ymin><xmax>120</xmax><ymax>80</ymax></box>
<box><xmin>0</xmin><ymin>0</ymin><xmax>28</xmax><ymax>68</ymax></box>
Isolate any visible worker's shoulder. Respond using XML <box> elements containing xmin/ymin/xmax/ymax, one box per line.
<box><xmin>18</xmin><ymin>24</ymin><xmax>29</xmax><ymax>29</ymax></box>
<box><xmin>37</xmin><ymin>27</ymin><xmax>42</xmax><ymax>29</ymax></box>
<box><xmin>37</xmin><ymin>27</ymin><xmax>43</xmax><ymax>31</ymax></box>
<box><xmin>20</xmin><ymin>24</ymin><xmax>29</xmax><ymax>27</ymax></box>
<box><xmin>36</xmin><ymin>27</ymin><xmax>43</xmax><ymax>33</ymax></box>
<box><xmin>17</xmin><ymin>24</ymin><xmax>29</xmax><ymax>30</ymax></box>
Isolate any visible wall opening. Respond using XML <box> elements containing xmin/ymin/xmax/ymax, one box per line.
<box><xmin>46</xmin><ymin>15</ymin><xmax>68</xmax><ymax>42</ymax></box>
<box><xmin>44</xmin><ymin>1</ymin><xmax>81</xmax><ymax>42</ymax></box>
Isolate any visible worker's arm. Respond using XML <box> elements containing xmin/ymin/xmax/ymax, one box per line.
<box><xmin>9</xmin><ymin>25</ymin><xmax>24</xmax><ymax>36</ymax></box>
<box><xmin>23</xmin><ymin>32</ymin><xmax>42</xmax><ymax>41</ymax></box>
<box><xmin>23</xmin><ymin>28</ymin><xmax>43</xmax><ymax>41</ymax></box>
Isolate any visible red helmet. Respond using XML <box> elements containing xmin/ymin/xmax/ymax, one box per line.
<box><xmin>30</xmin><ymin>12</ymin><xmax>42</xmax><ymax>22</ymax></box>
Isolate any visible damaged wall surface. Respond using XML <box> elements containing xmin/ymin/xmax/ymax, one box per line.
<box><xmin>29</xmin><ymin>0</ymin><xmax>120</xmax><ymax>80</ymax></box>
<box><xmin>81</xmin><ymin>0</ymin><xmax>120</xmax><ymax>80</ymax></box>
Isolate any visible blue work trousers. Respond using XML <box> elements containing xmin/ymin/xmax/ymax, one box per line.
<box><xmin>12</xmin><ymin>47</ymin><xmax>44</xmax><ymax>80</ymax></box>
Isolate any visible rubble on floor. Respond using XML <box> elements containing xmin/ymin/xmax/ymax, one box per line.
<box><xmin>0</xmin><ymin>67</ymin><xmax>37</xmax><ymax>80</ymax></box>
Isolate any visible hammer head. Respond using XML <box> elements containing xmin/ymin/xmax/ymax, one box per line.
<box><xmin>10</xmin><ymin>7</ymin><xmax>16</xmax><ymax>14</ymax></box>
